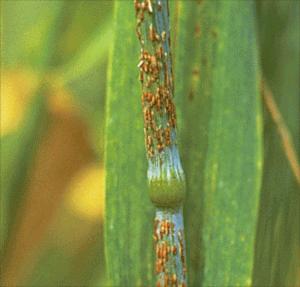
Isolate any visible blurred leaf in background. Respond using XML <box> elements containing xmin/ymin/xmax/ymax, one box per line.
<box><xmin>1</xmin><ymin>0</ymin><xmax>112</xmax><ymax>286</ymax></box>
<box><xmin>253</xmin><ymin>1</ymin><xmax>300</xmax><ymax>286</ymax></box>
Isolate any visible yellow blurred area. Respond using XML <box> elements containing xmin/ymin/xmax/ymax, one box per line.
<box><xmin>0</xmin><ymin>70</ymin><xmax>38</xmax><ymax>136</ymax></box>
<box><xmin>47</xmin><ymin>76</ymin><xmax>78</xmax><ymax>115</ymax></box>
<box><xmin>1</xmin><ymin>69</ymin><xmax>105</xmax><ymax>286</ymax></box>
<box><xmin>1</xmin><ymin>68</ymin><xmax>105</xmax><ymax>220</ymax></box>
<box><xmin>66</xmin><ymin>165</ymin><xmax>105</xmax><ymax>221</ymax></box>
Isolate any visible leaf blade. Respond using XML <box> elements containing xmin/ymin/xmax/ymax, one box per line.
<box><xmin>174</xmin><ymin>1</ymin><xmax>262</xmax><ymax>285</ymax></box>
<box><xmin>104</xmin><ymin>2</ymin><xmax>154</xmax><ymax>286</ymax></box>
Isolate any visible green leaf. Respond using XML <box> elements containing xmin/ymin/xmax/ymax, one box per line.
<box><xmin>57</xmin><ymin>22</ymin><xmax>113</xmax><ymax>84</ymax></box>
<box><xmin>253</xmin><ymin>1</ymin><xmax>300</xmax><ymax>286</ymax></box>
<box><xmin>104</xmin><ymin>1</ymin><xmax>154</xmax><ymax>286</ymax></box>
<box><xmin>105</xmin><ymin>0</ymin><xmax>262</xmax><ymax>286</ymax></box>
<box><xmin>173</xmin><ymin>1</ymin><xmax>218</xmax><ymax>285</ymax></box>
<box><xmin>201</xmin><ymin>2</ymin><xmax>262</xmax><ymax>285</ymax></box>
<box><xmin>174</xmin><ymin>1</ymin><xmax>262</xmax><ymax>286</ymax></box>
<box><xmin>51</xmin><ymin>0</ymin><xmax>113</xmax><ymax>67</ymax></box>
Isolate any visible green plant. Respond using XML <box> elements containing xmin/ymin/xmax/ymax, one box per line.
<box><xmin>105</xmin><ymin>0</ymin><xmax>262</xmax><ymax>286</ymax></box>
<box><xmin>1</xmin><ymin>1</ymin><xmax>299</xmax><ymax>286</ymax></box>
<box><xmin>105</xmin><ymin>0</ymin><xmax>299</xmax><ymax>286</ymax></box>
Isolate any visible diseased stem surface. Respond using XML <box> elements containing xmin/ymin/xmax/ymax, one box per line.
<box><xmin>154</xmin><ymin>208</ymin><xmax>187</xmax><ymax>287</ymax></box>
<box><xmin>134</xmin><ymin>1</ymin><xmax>187</xmax><ymax>286</ymax></box>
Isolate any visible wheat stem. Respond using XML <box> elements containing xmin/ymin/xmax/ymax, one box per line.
<box><xmin>134</xmin><ymin>1</ymin><xmax>188</xmax><ymax>286</ymax></box>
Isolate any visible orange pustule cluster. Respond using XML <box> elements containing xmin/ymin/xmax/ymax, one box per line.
<box><xmin>135</xmin><ymin>0</ymin><xmax>177</xmax><ymax>160</ymax></box>
<box><xmin>154</xmin><ymin>218</ymin><xmax>187</xmax><ymax>287</ymax></box>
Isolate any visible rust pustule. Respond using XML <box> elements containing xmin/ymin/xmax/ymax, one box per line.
<box><xmin>135</xmin><ymin>0</ymin><xmax>177</xmax><ymax>160</ymax></box>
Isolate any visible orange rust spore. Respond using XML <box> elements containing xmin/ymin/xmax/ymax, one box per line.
<box><xmin>135</xmin><ymin>0</ymin><xmax>177</xmax><ymax>160</ymax></box>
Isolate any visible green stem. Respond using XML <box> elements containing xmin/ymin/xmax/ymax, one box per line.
<box><xmin>134</xmin><ymin>1</ymin><xmax>187</xmax><ymax>286</ymax></box>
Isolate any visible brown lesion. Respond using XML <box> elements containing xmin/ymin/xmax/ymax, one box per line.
<box><xmin>194</xmin><ymin>24</ymin><xmax>201</xmax><ymax>39</ymax></box>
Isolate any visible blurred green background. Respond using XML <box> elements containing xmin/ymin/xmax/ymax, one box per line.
<box><xmin>0</xmin><ymin>1</ymin><xmax>299</xmax><ymax>286</ymax></box>
<box><xmin>1</xmin><ymin>1</ymin><xmax>112</xmax><ymax>286</ymax></box>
